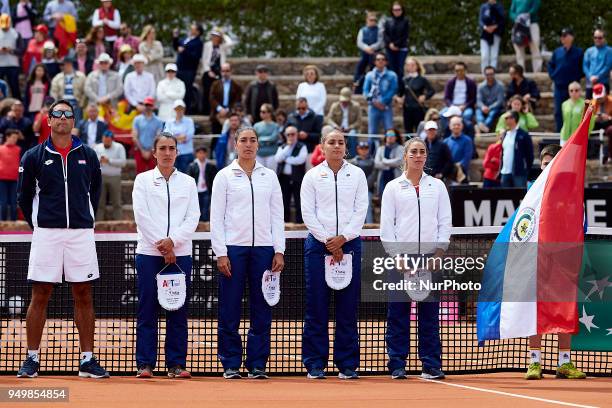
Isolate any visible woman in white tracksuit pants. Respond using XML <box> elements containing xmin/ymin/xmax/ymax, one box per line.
<box><xmin>300</xmin><ymin>129</ymin><xmax>368</xmax><ymax>380</ymax></box>
<box><xmin>380</xmin><ymin>137</ymin><xmax>452</xmax><ymax>380</ymax></box>
<box><xmin>210</xmin><ymin>126</ymin><xmax>285</xmax><ymax>380</ymax></box>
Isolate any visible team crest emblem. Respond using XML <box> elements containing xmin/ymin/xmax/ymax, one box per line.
<box><xmin>512</xmin><ymin>207</ymin><xmax>536</xmax><ymax>242</ymax></box>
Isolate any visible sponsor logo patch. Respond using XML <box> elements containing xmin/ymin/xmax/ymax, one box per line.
<box><xmin>44</xmin><ymin>160</ymin><xmax>53</xmax><ymax>166</ymax></box>
<box><xmin>78</xmin><ymin>160</ymin><xmax>86</xmax><ymax>165</ymax></box>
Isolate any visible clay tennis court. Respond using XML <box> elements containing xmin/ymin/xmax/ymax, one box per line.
<box><xmin>0</xmin><ymin>373</ymin><xmax>610</xmax><ymax>407</ymax></box>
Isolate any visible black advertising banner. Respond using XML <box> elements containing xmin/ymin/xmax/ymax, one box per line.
<box><xmin>450</xmin><ymin>187</ymin><xmax>612</xmax><ymax>228</ymax></box>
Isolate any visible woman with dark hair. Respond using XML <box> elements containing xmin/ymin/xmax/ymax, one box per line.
<box><xmin>384</xmin><ymin>1</ymin><xmax>410</xmax><ymax>81</ymax></box>
<box><xmin>381</xmin><ymin>136</ymin><xmax>451</xmax><ymax>381</ymax></box>
<box><xmin>374</xmin><ymin>128</ymin><xmax>404</xmax><ymax>197</ymax></box>
<box><xmin>86</xmin><ymin>25</ymin><xmax>111</xmax><ymax>70</ymax></box>
<box><xmin>24</xmin><ymin>64</ymin><xmax>50</xmax><ymax>119</ymax></box>
<box><xmin>211</xmin><ymin>126</ymin><xmax>285</xmax><ymax>380</ymax></box>
<box><xmin>300</xmin><ymin>129</ymin><xmax>368</xmax><ymax>380</ymax></box>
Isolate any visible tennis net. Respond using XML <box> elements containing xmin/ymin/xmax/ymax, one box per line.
<box><xmin>0</xmin><ymin>227</ymin><xmax>610</xmax><ymax>376</ymax></box>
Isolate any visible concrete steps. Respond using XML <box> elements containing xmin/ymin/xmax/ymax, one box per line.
<box><xmin>226</xmin><ymin>55</ymin><xmax>548</xmax><ymax>76</ymax></box>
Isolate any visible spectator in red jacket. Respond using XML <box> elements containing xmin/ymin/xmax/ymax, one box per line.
<box><xmin>482</xmin><ymin>134</ymin><xmax>502</xmax><ymax>187</ymax></box>
<box><xmin>23</xmin><ymin>24</ymin><xmax>48</xmax><ymax>75</ymax></box>
<box><xmin>0</xmin><ymin>128</ymin><xmax>22</xmax><ymax>220</ymax></box>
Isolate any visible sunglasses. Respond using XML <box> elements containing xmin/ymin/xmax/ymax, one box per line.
<box><xmin>49</xmin><ymin>110</ymin><xmax>74</xmax><ymax>119</ymax></box>
<box><xmin>392</xmin><ymin>8</ymin><xmax>402</xmax><ymax>12</ymax></box>
<box><xmin>594</xmin><ymin>36</ymin><xmax>604</xmax><ymax>40</ymax></box>
<box><xmin>569</xmin><ymin>89</ymin><xmax>581</xmax><ymax>93</ymax></box>
<box><xmin>376</xmin><ymin>58</ymin><xmax>386</xmax><ymax>61</ymax></box>
<box><xmin>285</xmin><ymin>132</ymin><xmax>297</xmax><ymax>136</ymax></box>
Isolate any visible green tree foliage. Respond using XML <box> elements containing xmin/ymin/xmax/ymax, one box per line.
<box><xmin>75</xmin><ymin>0</ymin><xmax>610</xmax><ymax>57</ymax></box>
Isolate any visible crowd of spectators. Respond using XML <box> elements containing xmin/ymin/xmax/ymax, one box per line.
<box><xmin>0</xmin><ymin>0</ymin><xmax>609</xmax><ymax>225</ymax></box>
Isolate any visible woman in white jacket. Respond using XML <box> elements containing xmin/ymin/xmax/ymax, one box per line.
<box><xmin>210</xmin><ymin>126</ymin><xmax>285</xmax><ymax>380</ymax></box>
<box><xmin>132</xmin><ymin>132</ymin><xmax>201</xmax><ymax>379</ymax></box>
<box><xmin>380</xmin><ymin>137</ymin><xmax>452</xmax><ymax>381</ymax></box>
<box><xmin>296</xmin><ymin>65</ymin><xmax>327</xmax><ymax>116</ymax></box>
<box><xmin>156</xmin><ymin>63</ymin><xmax>186</xmax><ymax>122</ymax></box>
<box><xmin>300</xmin><ymin>129</ymin><xmax>368</xmax><ymax>380</ymax></box>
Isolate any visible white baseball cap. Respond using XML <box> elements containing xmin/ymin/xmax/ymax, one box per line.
<box><xmin>132</xmin><ymin>53</ymin><xmax>147</xmax><ymax>64</ymax></box>
<box><xmin>173</xmin><ymin>99</ymin><xmax>186</xmax><ymax>109</ymax></box>
<box><xmin>96</xmin><ymin>53</ymin><xmax>113</xmax><ymax>64</ymax></box>
<box><xmin>165</xmin><ymin>63</ymin><xmax>178</xmax><ymax>72</ymax></box>
<box><xmin>442</xmin><ymin>105</ymin><xmax>462</xmax><ymax>118</ymax></box>
<box><xmin>424</xmin><ymin>121</ymin><xmax>438</xmax><ymax>130</ymax></box>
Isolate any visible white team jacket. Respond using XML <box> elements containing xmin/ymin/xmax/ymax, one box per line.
<box><xmin>300</xmin><ymin>160</ymin><xmax>369</xmax><ymax>243</ymax></box>
<box><xmin>380</xmin><ymin>172</ymin><xmax>452</xmax><ymax>254</ymax></box>
<box><xmin>210</xmin><ymin>160</ymin><xmax>285</xmax><ymax>257</ymax></box>
<box><xmin>132</xmin><ymin>167</ymin><xmax>201</xmax><ymax>256</ymax></box>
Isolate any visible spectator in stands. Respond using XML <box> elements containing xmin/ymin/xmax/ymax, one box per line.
<box><xmin>424</xmin><ymin>121</ymin><xmax>453</xmax><ymax>182</ymax></box>
<box><xmin>51</xmin><ymin>57</ymin><xmax>86</xmax><ymax>123</ymax></box>
<box><xmin>476</xmin><ymin>66</ymin><xmax>505</xmax><ymax>133</ymax></box>
<box><xmin>210</xmin><ymin>63</ymin><xmax>243</xmax><ymax>135</ymax></box>
<box><xmin>214</xmin><ymin>111</ymin><xmax>240</xmax><ymax>168</ymax></box>
<box><xmin>296</xmin><ymin>65</ymin><xmax>327</xmax><ymax>117</ymax></box>
<box><xmin>444</xmin><ymin>116</ymin><xmax>473</xmax><ymax>181</ymax></box>
<box><xmin>92</xmin><ymin>1</ymin><xmax>120</xmax><ymax>48</ymax></box>
<box><xmin>244</xmin><ymin>64</ymin><xmax>279</xmax><ymax>123</ymax></box>
<box><xmin>116</xmin><ymin>44</ymin><xmax>133</xmax><ymax>79</ymax></box>
<box><xmin>73</xmin><ymin>39</ymin><xmax>94</xmax><ymax>75</ymax></box>
<box><xmin>84</xmin><ymin>53</ymin><xmax>123</xmax><ymax>107</ymax></box>
<box><xmin>499</xmin><ymin>110</ymin><xmax>533</xmax><ymax>188</ymax></box>
<box><xmin>201</xmin><ymin>28</ymin><xmax>233</xmax><ymax>115</ymax></box>
<box><xmin>510</xmin><ymin>0</ymin><xmax>542</xmax><ymax>73</ymax></box>
<box><xmin>274</xmin><ymin>125</ymin><xmax>307</xmax><ymax>223</ymax></box>
<box><xmin>548</xmin><ymin>28</ymin><xmax>584</xmax><ymax>132</ymax></box>
<box><xmin>86</xmin><ymin>25</ymin><xmax>111</xmax><ymax>70</ymax></box>
<box><xmin>41</xmin><ymin>41</ymin><xmax>60</xmax><ymax>79</ymax></box>
<box><xmin>364</xmin><ymin>53</ymin><xmax>398</xmax><ymax>146</ymax></box>
<box><xmin>506</xmin><ymin>63</ymin><xmax>540</xmax><ymax>111</ymax></box>
<box><xmin>23</xmin><ymin>24</ymin><xmax>48</xmax><ymax>76</ymax></box>
<box><xmin>24</xmin><ymin>64</ymin><xmax>50</xmax><ymax>119</ymax></box>
<box><xmin>156</xmin><ymin>63</ymin><xmax>185</xmax><ymax>122</ymax></box>
<box><xmin>479</xmin><ymin>0</ymin><xmax>505</xmax><ymax>73</ymax></box>
<box><xmin>139</xmin><ymin>25</ymin><xmax>164</xmax><ymax>83</ymax></box>
<box><xmin>416</xmin><ymin>108</ymin><xmax>441</xmax><ymax>140</ymax></box>
<box><xmin>93</xmin><ymin>129</ymin><xmax>126</xmax><ymax>221</ymax></box>
<box><xmin>375</xmin><ymin>128</ymin><xmax>403</xmax><ymax>197</ymax></box>
<box><xmin>0</xmin><ymin>128</ymin><xmax>21</xmax><ymax>220</ymax></box>
<box><xmin>397</xmin><ymin>57</ymin><xmax>434</xmax><ymax>133</ymax></box>
<box><xmin>123</xmin><ymin>54</ymin><xmax>156</xmax><ymax>111</ymax></box>
<box><xmin>560</xmin><ymin>82</ymin><xmax>594</xmax><ymax>146</ymax></box>
<box><xmin>187</xmin><ymin>146</ymin><xmax>217</xmax><ymax>222</ymax></box>
<box><xmin>275</xmin><ymin>108</ymin><xmax>288</xmax><ymax>138</ymax></box>
<box><xmin>482</xmin><ymin>132</ymin><xmax>502</xmax><ymax>187</ymax></box>
<box><xmin>383</xmin><ymin>1</ymin><xmax>409</xmax><ymax>81</ymax></box>
<box><xmin>12</xmin><ymin>0</ymin><xmax>37</xmax><ymax>43</ymax></box>
<box><xmin>593</xmin><ymin>87</ymin><xmax>611</xmax><ymax>164</ymax></box>
<box><xmin>132</xmin><ymin>96</ymin><xmax>163</xmax><ymax>174</ymax></box>
<box><xmin>221</xmin><ymin>102</ymin><xmax>250</xmax><ymax>134</ymax></box>
<box><xmin>33</xmin><ymin>97</ymin><xmax>53</xmax><ymax>144</ymax></box>
<box><xmin>74</xmin><ymin>103</ymin><xmax>108</xmax><ymax>147</ymax></box>
<box><xmin>0</xmin><ymin>14</ymin><xmax>21</xmax><ymax>99</ymax></box>
<box><xmin>442</xmin><ymin>61</ymin><xmax>477</xmax><ymax>137</ymax></box>
<box><xmin>43</xmin><ymin>0</ymin><xmax>76</xmax><ymax>35</ymax></box>
<box><xmin>583</xmin><ymin>29</ymin><xmax>612</xmax><ymax>99</ymax></box>
<box><xmin>172</xmin><ymin>23</ymin><xmax>203</xmax><ymax>114</ymax></box>
<box><xmin>349</xmin><ymin>141</ymin><xmax>375</xmax><ymax>223</ymax></box>
<box><xmin>1</xmin><ymin>101</ymin><xmax>34</xmax><ymax>151</ymax></box>
<box><xmin>353</xmin><ymin>11</ymin><xmax>383</xmax><ymax>94</ymax></box>
<box><xmin>325</xmin><ymin>87</ymin><xmax>362</xmax><ymax>157</ymax></box>
<box><xmin>113</xmin><ymin>23</ymin><xmax>139</xmax><ymax>62</ymax></box>
<box><xmin>255</xmin><ymin>103</ymin><xmax>280</xmax><ymax>169</ymax></box>
<box><xmin>495</xmin><ymin>95</ymin><xmax>539</xmax><ymax>133</ymax></box>
<box><xmin>287</xmin><ymin>97</ymin><xmax>323</xmax><ymax>153</ymax></box>
<box><xmin>163</xmin><ymin>100</ymin><xmax>195</xmax><ymax>173</ymax></box>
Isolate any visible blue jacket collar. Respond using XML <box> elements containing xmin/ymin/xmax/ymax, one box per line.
<box><xmin>45</xmin><ymin>135</ymin><xmax>82</xmax><ymax>152</ymax></box>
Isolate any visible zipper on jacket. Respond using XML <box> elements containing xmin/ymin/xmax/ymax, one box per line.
<box><xmin>334</xmin><ymin>172</ymin><xmax>339</xmax><ymax>236</ymax></box>
<box><xmin>166</xmin><ymin>180</ymin><xmax>171</xmax><ymax>236</ymax></box>
<box><xmin>61</xmin><ymin>152</ymin><xmax>70</xmax><ymax>228</ymax></box>
<box><xmin>415</xmin><ymin>184</ymin><xmax>421</xmax><ymax>255</ymax></box>
<box><xmin>249</xmin><ymin>175</ymin><xmax>255</xmax><ymax>246</ymax></box>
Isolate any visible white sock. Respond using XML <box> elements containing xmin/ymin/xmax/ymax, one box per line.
<box><xmin>559</xmin><ymin>350</ymin><xmax>571</xmax><ymax>366</ymax></box>
<box><xmin>529</xmin><ymin>349</ymin><xmax>541</xmax><ymax>364</ymax></box>
<box><xmin>81</xmin><ymin>352</ymin><xmax>93</xmax><ymax>363</ymax></box>
<box><xmin>27</xmin><ymin>350</ymin><xmax>39</xmax><ymax>363</ymax></box>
